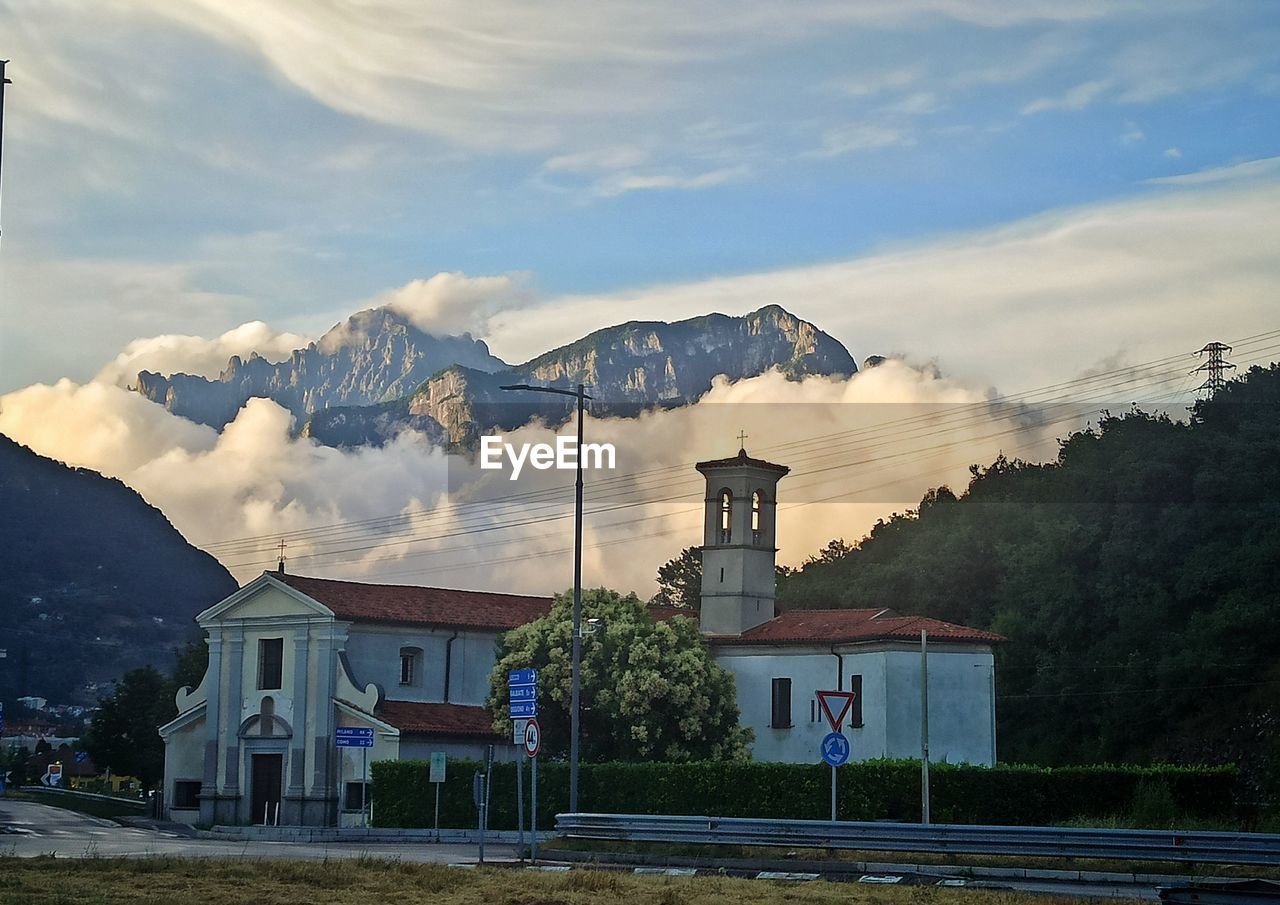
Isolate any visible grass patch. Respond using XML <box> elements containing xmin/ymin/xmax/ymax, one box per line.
<box><xmin>0</xmin><ymin>856</ymin><xmax>1102</xmax><ymax>905</ymax></box>
<box><xmin>544</xmin><ymin>837</ymin><xmax>1280</xmax><ymax>880</ymax></box>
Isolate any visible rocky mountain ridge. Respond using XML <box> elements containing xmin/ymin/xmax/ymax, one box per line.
<box><xmin>136</xmin><ymin>306</ymin><xmax>507</xmax><ymax>429</ymax></box>
<box><xmin>301</xmin><ymin>304</ymin><xmax>857</xmax><ymax>447</ymax></box>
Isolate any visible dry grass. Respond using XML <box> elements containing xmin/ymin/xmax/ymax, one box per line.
<box><xmin>546</xmin><ymin>837</ymin><xmax>1280</xmax><ymax>880</ymax></box>
<box><xmin>0</xmin><ymin>856</ymin><xmax>1101</xmax><ymax>905</ymax></box>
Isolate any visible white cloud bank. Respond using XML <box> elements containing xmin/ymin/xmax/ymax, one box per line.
<box><xmin>0</xmin><ymin>359</ymin><xmax>1067</xmax><ymax>595</ymax></box>
<box><xmin>96</xmin><ymin>322</ymin><xmax>312</xmax><ymax>386</ymax></box>
<box><xmin>484</xmin><ymin>172</ymin><xmax>1280</xmax><ymax>389</ymax></box>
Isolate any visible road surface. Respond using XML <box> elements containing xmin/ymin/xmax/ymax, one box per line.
<box><xmin>0</xmin><ymin>799</ymin><xmax>513</xmax><ymax>863</ymax></box>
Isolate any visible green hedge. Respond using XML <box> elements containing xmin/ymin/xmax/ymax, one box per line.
<box><xmin>370</xmin><ymin>758</ymin><xmax>1236</xmax><ymax>829</ymax></box>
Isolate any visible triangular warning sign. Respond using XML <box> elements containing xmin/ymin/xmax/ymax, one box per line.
<box><xmin>816</xmin><ymin>690</ymin><xmax>857</xmax><ymax>732</ymax></box>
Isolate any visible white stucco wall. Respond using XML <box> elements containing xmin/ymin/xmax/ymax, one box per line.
<box><xmin>344</xmin><ymin>626</ymin><xmax>500</xmax><ymax>706</ymax></box>
<box><xmin>713</xmin><ymin>642</ymin><xmax>996</xmax><ymax>766</ymax></box>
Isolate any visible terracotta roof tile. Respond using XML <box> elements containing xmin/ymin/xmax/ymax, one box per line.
<box><xmin>275</xmin><ymin>573</ymin><xmax>552</xmax><ymax>631</ymax></box>
<box><xmin>695</xmin><ymin>447</ymin><xmax>790</xmax><ymax>474</ymax></box>
<box><xmin>711</xmin><ymin>607</ymin><xmax>1003</xmax><ymax>646</ymax></box>
<box><xmin>377</xmin><ymin>700</ymin><xmax>499</xmax><ymax>738</ymax></box>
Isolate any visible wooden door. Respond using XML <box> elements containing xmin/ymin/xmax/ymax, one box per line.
<box><xmin>250</xmin><ymin>754</ymin><xmax>283</xmax><ymax>825</ymax></box>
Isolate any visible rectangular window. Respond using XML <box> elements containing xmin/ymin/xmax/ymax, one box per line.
<box><xmin>400</xmin><ymin>653</ymin><xmax>415</xmax><ymax>686</ymax></box>
<box><xmin>172</xmin><ymin>780</ymin><xmax>201</xmax><ymax>809</ymax></box>
<box><xmin>344</xmin><ymin>782</ymin><xmax>368</xmax><ymax>812</ymax></box>
<box><xmin>849</xmin><ymin>674</ymin><xmax>864</xmax><ymax>728</ymax></box>
<box><xmin>258</xmin><ymin>637</ymin><xmax>283</xmax><ymax>690</ymax></box>
<box><xmin>770</xmin><ymin>677</ymin><xmax>792</xmax><ymax>729</ymax></box>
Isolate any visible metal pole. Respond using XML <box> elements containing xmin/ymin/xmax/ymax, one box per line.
<box><xmin>434</xmin><ymin>782</ymin><xmax>440</xmax><ymax>842</ymax></box>
<box><xmin>569</xmin><ymin>382</ymin><xmax>584</xmax><ymax>814</ymax></box>
<box><xmin>362</xmin><ymin>746</ymin><xmax>369</xmax><ymax>829</ymax></box>
<box><xmin>531</xmin><ymin>753</ymin><xmax>538</xmax><ymax>864</ymax></box>
<box><xmin>831</xmin><ymin>764</ymin><xmax>837</xmax><ymax>821</ymax></box>
<box><xmin>517</xmin><ymin>752</ymin><xmax>525</xmax><ymax>859</ymax></box>
<box><xmin>921</xmin><ymin>629</ymin><xmax>930</xmax><ymax>825</ymax></box>
<box><xmin>483</xmin><ymin>744</ymin><xmax>494</xmax><ymax>858</ymax></box>
<box><xmin>0</xmin><ymin>60</ymin><xmax>9</xmax><ymax>243</ymax></box>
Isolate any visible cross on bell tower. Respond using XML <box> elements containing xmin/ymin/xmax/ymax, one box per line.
<box><xmin>276</xmin><ymin>539</ymin><xmax>287</xmax><ymax>574</ymax></box>
<box><xmin>695</xmin><ymin>446</ymin><xmax>790</xmax><ymax>635</ymax></box>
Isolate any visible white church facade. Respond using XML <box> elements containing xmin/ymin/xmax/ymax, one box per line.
<box><xmin>159</xmin><ymin>448</ymin><xmax>999</xmax><ymax>826</ymax></box>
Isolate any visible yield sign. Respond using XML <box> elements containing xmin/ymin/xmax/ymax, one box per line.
<box><xmin>816</xmin><ymin>690</ymin><xmax>857</xmax><ymax>731</ymax></box>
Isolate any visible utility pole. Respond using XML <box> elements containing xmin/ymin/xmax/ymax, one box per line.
<box><xmin>0</xmin><ymin>60</ymin><xmax>11</xmax><ymax>243</ymax></box>
<box><xmin>920</xmin><ymin>629</ymin><xmax>931</xmax><ymax>825</ymax></box>
<box><xmin>1191</xmin><ymin>342</ymin><xmax>1235</xmax><ymax>396</ymax></box>
<box><xmin>500</xmin><ymin>381</ymin><xmax>591</xmax><ymax>814</ymax></box>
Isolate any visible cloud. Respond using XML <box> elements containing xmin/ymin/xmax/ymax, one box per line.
<box><xmin>1120</xmin><ymin>122</ymin><xmax>1145</xmax><ymax>144</ymax></box>
<box><xmin>368</xmin><ymin>272</ymin><xmax>533</xmax><ymax>338</ymax></box>
<box><xmin>96</xmin><ymin>322</ymin><xmax>312</xmax><ymax>386</ymax></box>
<box><xmin>1144</xmin><ymin>155</ymin><xmax>1280</xmax><ymax>186</ymax></box>
<box><xmin>483</xmin><ymin>176</ymin><xmax>1280</xmax><ymax>390</ymax></box>
<box><xmin>0</xmin><ymin>359</ymin><xmax>1067</xmax><ymax>595</ymax></box>
<box><xmin>1164</xmin><ymin>147</ymin><xmax>1183</xmax><ymax>158</ymax></box>
<box><xmin>806</xmin><ymin>124</ymin><xmax>914</xmax><ymax>158</ymax></box>
<box><xmin>1021</xmin><ymin>79</ymin><xmax>1111</xmax><ymax>114</ymax></box>
<box><xmin>591</xmin><ymin>165</ymin><xmax>753</xmax><ymax>198</ymax></box>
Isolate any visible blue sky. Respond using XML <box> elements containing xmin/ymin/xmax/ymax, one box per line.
<box><xmin>1</xmin><ymin>0</ymin><xmax>1278</xmax><ymax>392</ymax></box>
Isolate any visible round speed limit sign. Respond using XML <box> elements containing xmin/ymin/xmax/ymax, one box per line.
<box><xmin>522</xmin><ymin>718</ymin><xmax>541</xmax><ymax>757</ymax></box>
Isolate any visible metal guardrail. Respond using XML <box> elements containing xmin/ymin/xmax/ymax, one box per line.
<box><xmin>555</xmin><ymin>813</ymin><xmax>1280</xmax><ymax>866</ymax></box>
<box><xmin>20</xmin><ymin>785</ymin><xmax>148</xmax><ymax>811</ymax></box>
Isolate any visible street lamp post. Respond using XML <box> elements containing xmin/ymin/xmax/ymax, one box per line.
<box><xmin>500</xmin><ymin>381</ymin><xmax>590</xmax><ymax>813</ymax></box>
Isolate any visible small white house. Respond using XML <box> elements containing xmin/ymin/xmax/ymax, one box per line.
<box><xmin>692</xmin><ymin>447</ymin><xmax>1001</xmax><ymax>766</ymax></box>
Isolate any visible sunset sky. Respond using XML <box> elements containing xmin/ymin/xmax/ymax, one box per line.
<box><xmin>0</xmin><ymin>0</ymin><xmax>1276</xmax><ymax>393</ymax></box>
<box><xmin>0</xmin><ymin>1</ymin><xmax>1278</xmax><ymax>591</ymax></box>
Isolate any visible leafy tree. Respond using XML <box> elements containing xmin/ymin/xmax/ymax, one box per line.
<box><xmin>83</xmin><ymin>666</ymin><xmax>175</xmax><ymax>789</ymax></box>
<box><xmin>776</xmin><ymin>364</ymin><xmax>1280</xmax><ymax>792</ymax></box>
<box><xmin>173</xmin><ymin>639</ymin><xmax>208</xmax><ymax>692</ymax></box>
<box><xmin>650</xmin><ymin>546</ymin><xmax>702</xmax><ymax>609</ymax></box>
<box><xmin>489</xmin><ymin>588</ymin><xmax>752</xmax><ymax>762</ymax></box>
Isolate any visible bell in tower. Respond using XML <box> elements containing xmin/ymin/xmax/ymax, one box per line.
<box><xmin>695</xmin><ymin>444</ymin><xmax>789</xmax><ymax>635</ymax></box>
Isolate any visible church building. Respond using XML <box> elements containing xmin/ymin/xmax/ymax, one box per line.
<box><xmin>693</xmin><ymin>447</ymin><xmax>1000</xmax><ymax>766</ymax></box>
<box><xmin>159</xmin><ymin>447</ymin><xmax>999</xmax><ymax>826</ymax></box>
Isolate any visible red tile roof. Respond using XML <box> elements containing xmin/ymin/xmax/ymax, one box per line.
<box><xmin>696</xmin><ymin>447</ymin><xmax>790</xmax><ymax>475</ymax></box>
<box><xmin>711</xmin><ymin>608</ymin><xmax>1003</xmax><ymax>646</ymax></box>
<box><xmin>377</xmin><ymin>700</ymin><xmax>499</xmax><ymax>738</ymax></box>
<box><xmin>274</xmin><ymin>573</ymin><xmax>552</xmax><ymax>631</ymax></box>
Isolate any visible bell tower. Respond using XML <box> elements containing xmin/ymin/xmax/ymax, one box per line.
<box><xmin>696</xmin><ymin>445</ymin><xmax>789</xmax><ymax>635</ymax></box>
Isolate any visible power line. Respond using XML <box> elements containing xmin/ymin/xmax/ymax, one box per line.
<box><xmin>194</xmin><ymin>333</ymin><xmax>1280</xmax><ymax>573</ymax></box>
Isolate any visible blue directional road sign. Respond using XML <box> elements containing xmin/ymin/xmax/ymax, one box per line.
<box><xmin>509</xmin><ymin>668</ymin><xmax>537</xmax><ymax>720</ymax></box>
<box><xmin>336</xmin><ymin>727</ymin><xmax>375</xmax><ymax>748</ymax></box>
<box><xmin>508</xmin><ymin>668</ymin><xmax>537</xmax><ymax>685</ymax></box>
<box><xmin>821</xmin><ymin>731</ymin><xmax>850</xmax><ymax>767</ymax></box>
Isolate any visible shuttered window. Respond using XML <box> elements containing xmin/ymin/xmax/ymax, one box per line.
<box><xmin>770</xmin><ymin>677</ymin><xmax>792</xmax><ymax>729</ymax></box>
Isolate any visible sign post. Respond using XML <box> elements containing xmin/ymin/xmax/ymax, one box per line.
<box><xmin>816</xmin><ymin>690</ymin><xmax>857</xmax><ymax>821</ymax></box>
<box><xmin>429</xmin><ymin>752</ymin><xmax>446</xmax><ymax>841</ymax></box>
<box><xmin>508</xmin><ymin>668</ymin><xmax>539</xmax><ymax>862</ymax></box>
<box><xmin>336</xmin><ymin>727</ymin><xmax>375</xmax><ymax>828</ymax></box>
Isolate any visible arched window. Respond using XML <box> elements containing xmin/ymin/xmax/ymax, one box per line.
<box><xmin>718</xmin><ymin>488</ymin><xmax>732</xmax><ymax>543</ymax></box>
<box><xmin>751</xmin><ymin>489</ymin><xmax>764</xmax><ymax>543</ymax></box>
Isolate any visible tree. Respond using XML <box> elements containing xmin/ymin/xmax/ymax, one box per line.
<box><xmin>83</xmin><ymin>666</ymin><xmax>174</xmax><ymax>789</ymax></box>
<box><xmin>488</xmin><ymin>588</ymin><xmax>752</xmax><ymax>762</ymax></box>
<box><xmin>173</xmin><ymin>639</ymin><xmax>207</xmax><ymax>692</ymax></box>
<box><xmin>650</xmin><ymin>546</ymin><xmax>702</xmax><ymax>609</ymax></box>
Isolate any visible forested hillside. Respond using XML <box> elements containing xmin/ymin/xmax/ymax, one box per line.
<box><xmin>777</xmin><ymin>365</ymin><xmax>1280</xmax><ymax>792</ymax></box>
<box><xmin>0</xmin><ymin>435</ymin><xmax>238</xmax><ymax>706</ymax></box>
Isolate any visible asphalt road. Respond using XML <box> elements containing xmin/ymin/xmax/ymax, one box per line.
<box><xmin>0</xmin><ymin>799</ymin><xmax>513</xmax><ymax>863</ymax></box>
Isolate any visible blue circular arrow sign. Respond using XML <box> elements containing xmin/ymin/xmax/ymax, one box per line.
<box><xmin>821</xmin><ymin>731</ymin><xmax>850</xmax><ymax>766</ymax></box>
